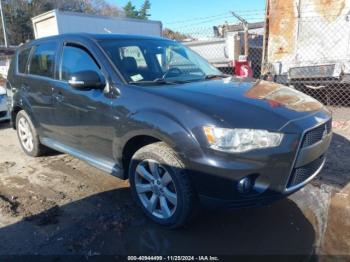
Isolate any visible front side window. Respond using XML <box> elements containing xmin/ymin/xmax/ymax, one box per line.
<box><xmin>60</xmin><ymin>45</ymin><xmax>100</xmax><ymax>81</ymax></box>
<box><xmin>17</xmin><ymin>47</ymin><xmax>32</xmax><ymax>74</ymax></box>
<box><xmin>29</xmin><ymin>42</ymin><xmax>57</xmax><ymax>78</ymax></box>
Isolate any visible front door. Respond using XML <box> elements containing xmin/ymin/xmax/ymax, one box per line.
<box><xmin>52</xmin><ymin>43</ymin><xmax>115</xmax><ymax>161</ymax></box>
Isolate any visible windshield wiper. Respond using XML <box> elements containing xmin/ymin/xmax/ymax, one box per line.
<box><xmin>204</xmin><ymin>74</ymin><xmax>231</xmax><ymax>80</ymax></box>
<box><xmin>129</xmin><ymin>78</ymin><xmax>190</xmax><ymax>85</ymax></box>
<box><xmin>129</xmin><ymin>80</ymin><xmax>174</xmax><ymax>85</ymax></box>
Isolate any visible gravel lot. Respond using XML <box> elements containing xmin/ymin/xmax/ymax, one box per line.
<box><xmin>0</xmin><ymin>113</ymin><xmax>349</xmax><ymax>256</ymax></box>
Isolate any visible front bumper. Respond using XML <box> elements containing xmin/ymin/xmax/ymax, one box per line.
<box><xmin>186</xmin><ymin>112</ymin><xmax>332</xmax><ymax>208</ymax></box>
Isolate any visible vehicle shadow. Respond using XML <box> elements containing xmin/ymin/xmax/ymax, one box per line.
<box><xmin>0</xmin><ymin>187</ymin><xmax>316</xmax><ymax>255</ymax></box>
<box><xmin>1</xmin><ymin>125</ymin><xmax>348</xmax><ymax>256</ymax></box>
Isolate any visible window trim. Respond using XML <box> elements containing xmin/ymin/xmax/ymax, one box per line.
<box><xmin>16</xmin><ymin>46</ymin><xmax>34</xmax><ymax>76</ymax></box>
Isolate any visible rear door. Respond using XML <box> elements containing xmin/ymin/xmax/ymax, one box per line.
<box><xmin>24</xmin><ymin>40</ymin><xmax>59</xmax><ymax>136</ymax></box>
<box><xmin>52</xmin><ymin>41</ymin><xmax>115</xmax><ymax>160</ymax></box>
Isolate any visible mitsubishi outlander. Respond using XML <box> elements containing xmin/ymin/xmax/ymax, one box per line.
<box><xmin>7</xmin><ymin>34</ymin><xmax>332</xmax><ymax>228</ymax></box>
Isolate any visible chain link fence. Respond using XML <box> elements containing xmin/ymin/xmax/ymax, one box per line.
<box><xmin>172</xmin><ymin>1</ymin><xmax>350</xmax><ymax>113</ymax></box>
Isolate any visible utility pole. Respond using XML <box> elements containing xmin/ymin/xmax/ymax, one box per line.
<box><xmin>0</xmin><ymin>0</ymin><xmax>8</xmax><ymax>47</ymax></box>
<box><xmin>231</xmin><ymin>11</ymin><xmax>249</xmax><ymax>57</ymax></box>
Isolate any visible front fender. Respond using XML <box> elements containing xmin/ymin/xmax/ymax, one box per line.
<box><xmin>113</xmin><ymin>108</ymin><xmax>203</xmax><ymax>165</ymax></box>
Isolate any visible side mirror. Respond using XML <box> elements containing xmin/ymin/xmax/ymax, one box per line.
<box><xmin>68</xmin><ymin>70</ymin><xmax>106</xmax><ymax>90</ymax></box>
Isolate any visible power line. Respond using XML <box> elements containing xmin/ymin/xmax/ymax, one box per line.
<box><xmin>170</xmin><ymin>15</ymin><xmax>234</xmax><ymax>30</ymax></box>
<box><xmin>166</xmin><ymin>9</ymin><xmax>266</xmax><ymax>25</ymax></box>
<box><xmin>166</xmin><ymin>12</ymin><xmax>266</xmax><ymax>29</ymax></box>
<box><xmin>166</xmin><ymin>12</ymin><xmax>231</xmax><ymax>25</ymax></box>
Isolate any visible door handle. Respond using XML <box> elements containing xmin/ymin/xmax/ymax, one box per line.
<box><xmin>22</xmin><ymin>84</ymin><xmax>29</xmax><ymax>92</ymax></box>
<box><xmin>53</xmin><ymin>92</ymin><xmax>64</xmax><ymax>103</ymax></box>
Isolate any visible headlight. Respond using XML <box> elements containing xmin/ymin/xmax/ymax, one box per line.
<box><xmin>203</xmin><ymin>126</ymin><xmax>283</xmax><ymax>153</ymax></box>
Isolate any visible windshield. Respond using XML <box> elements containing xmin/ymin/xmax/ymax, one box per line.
<box><xmin>99</xmin><ymin>38</ymin><xmax>222</xmax><ymax>84</ymax></box>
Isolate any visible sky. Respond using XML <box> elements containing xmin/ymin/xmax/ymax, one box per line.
<box><xmin>110</xmin><ymin>0</ymin><xmax>266</xmax><ymax>34</ymax></box>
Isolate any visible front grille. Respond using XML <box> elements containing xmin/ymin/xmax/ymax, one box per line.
<box><xmin>301</xmin><ymin>120</ymin><xmax>332</xmax><ymax>148</ymax></box>
<box><xmin>287</xmin><ymin>155</ymin><xmax>325</xmax><ymax>188</ymax></box>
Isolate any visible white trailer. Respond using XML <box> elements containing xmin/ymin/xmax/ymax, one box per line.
<box><xmin>31</xmin><ymin>9</ymin><xmax>162</xmax><ymax>39</ymax></box>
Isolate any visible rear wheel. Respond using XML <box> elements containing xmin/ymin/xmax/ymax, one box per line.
<box><xmin>16</xmin><ymin>110</ymin><xmax>47</xmax><ymax>157</ymax></box>
<box><xmin>129</xmin><ymin>142</ymin><xmax>197</xmax><ymax>228</ymax></box>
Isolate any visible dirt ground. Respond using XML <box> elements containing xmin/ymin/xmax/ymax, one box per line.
<box><xmin>0</xmin><ymin>111</ymin><xmax>349</xmax><ymax>256</ymax></box>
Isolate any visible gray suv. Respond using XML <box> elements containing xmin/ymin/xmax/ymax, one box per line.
<box><xmin>7</xmin><ymin>33</ymin><xmax>332</xmax><ymax>228</ymax></box>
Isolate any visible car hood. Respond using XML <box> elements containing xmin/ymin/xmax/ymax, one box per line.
<box><xmin>143</xmin><ymin>78</ymin><xmax>328</xmax><ymax>131</ymax></box>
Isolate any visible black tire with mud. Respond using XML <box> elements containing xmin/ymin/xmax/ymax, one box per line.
<box><xmin>129</xmin><ymin>142</ymin><xmax>198</xmax><ymax>228</ymax></box>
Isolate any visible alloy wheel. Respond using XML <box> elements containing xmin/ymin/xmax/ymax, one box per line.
<box><xmin>18</xmin><ymin>117</ymin><xmax>34</xmax><ymax>152</ymax></box>
<box><xmin>134</xmin><ymin>159</ymin><xmax>178</xmax><ymax>219</ymax></box>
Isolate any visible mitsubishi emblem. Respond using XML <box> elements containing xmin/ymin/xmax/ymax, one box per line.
<box><xmin>322</xmin><ymin>125</ymin><xmax>328</xmax><ymax>139</ymax></box>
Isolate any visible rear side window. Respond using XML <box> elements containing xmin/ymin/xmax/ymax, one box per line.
<box><xmin>29</xmin><ymin>42</ymin><xmax>58</xmax><ymax>78</ymax></box>
<box><xmin>17</xmin><ymin>48</ymin><xmax>32</xmax><ymax>74</ymax></box>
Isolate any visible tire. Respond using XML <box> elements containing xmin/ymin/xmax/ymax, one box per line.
<box><xmin>129</xmin><ymin>142</ymin><xmax>198</xmax><ymax>228</ymax></box>
<box><xmin>16</xmin><ymin>110</ymin><xmax>48</xmax><ymax>157</ymax></box>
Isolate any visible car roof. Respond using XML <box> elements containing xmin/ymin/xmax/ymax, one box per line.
<box><xmin>22</xmin><ymin>33</ymin><xmax>171</xmax><ymax>48</ymax></box>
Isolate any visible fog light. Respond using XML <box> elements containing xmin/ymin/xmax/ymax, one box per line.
<box><xmin>237</xmin><ymin>177</ymin><xmax>253</xmax><ymax>194</ymax></box>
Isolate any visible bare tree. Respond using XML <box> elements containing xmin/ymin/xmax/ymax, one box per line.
<box><xmin>163</xmin><ymin>28</ymin><xmax>191</xmax><ymax>41</ymax></box>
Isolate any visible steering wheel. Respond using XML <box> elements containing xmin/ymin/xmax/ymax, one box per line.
<box><xmin>162</xmin><ymin>67</ymin><xmax>183</xmax><ymax>79</ymax></box>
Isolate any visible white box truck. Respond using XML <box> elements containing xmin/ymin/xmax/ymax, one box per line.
<box><xmin>184</xmin><ymin>32</ymin><xmax>263</xmax><ymax>77</ymax></box>
<box><xmin>31</xmin><ymin>9</ymin><xmax>162</xmax><ymax>39</ymax></box>
<box><xmin>183</xmin><ymin>35</ymin><xmax>237</xmax><ymax>70</ymax></box>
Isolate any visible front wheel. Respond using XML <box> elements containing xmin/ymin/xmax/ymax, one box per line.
<box><xmin>129</xmin><ymin>142</ymin><xmax>197</xmax><ymax>228</ymax></box>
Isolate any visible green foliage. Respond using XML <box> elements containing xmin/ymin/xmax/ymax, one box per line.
<box><xmin>139</xmin><ymin>0</ymin><xmax>151</xmax><ymax>19</ymax></box>
<box><xmin>123</xmin><ymin>0</ymin><xmax>151</xmax><ymax>20</ymax></box>
<box><xmin>123</xmin><ymin>1</ymin><xmax>139</xmax><ymax>19</ymax></box>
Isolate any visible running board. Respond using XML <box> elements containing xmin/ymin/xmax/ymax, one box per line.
<box><xmin>41</xmin><ymin>137</ymin><xmax>124</xmax><ymax>179</ymax></box>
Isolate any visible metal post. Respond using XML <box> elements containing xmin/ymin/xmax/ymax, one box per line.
<box><xmin>231</xmin><ymin>11</ymin><xmax>249</xmax><ymax>57</ymax></box>
<box><xmin>243</xmin><ymin>23</ymin><xmax>249</xmax><ymax>57</ymax></box>
<box><xmin>262</xmin><ymin>0</ymin><xmax>270</xmax><ymax>75</ymax></box>
<box><xmin>0</xmin><ymin>0</ymin><xmax>8</xmax><ymax>47</ymax></box>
